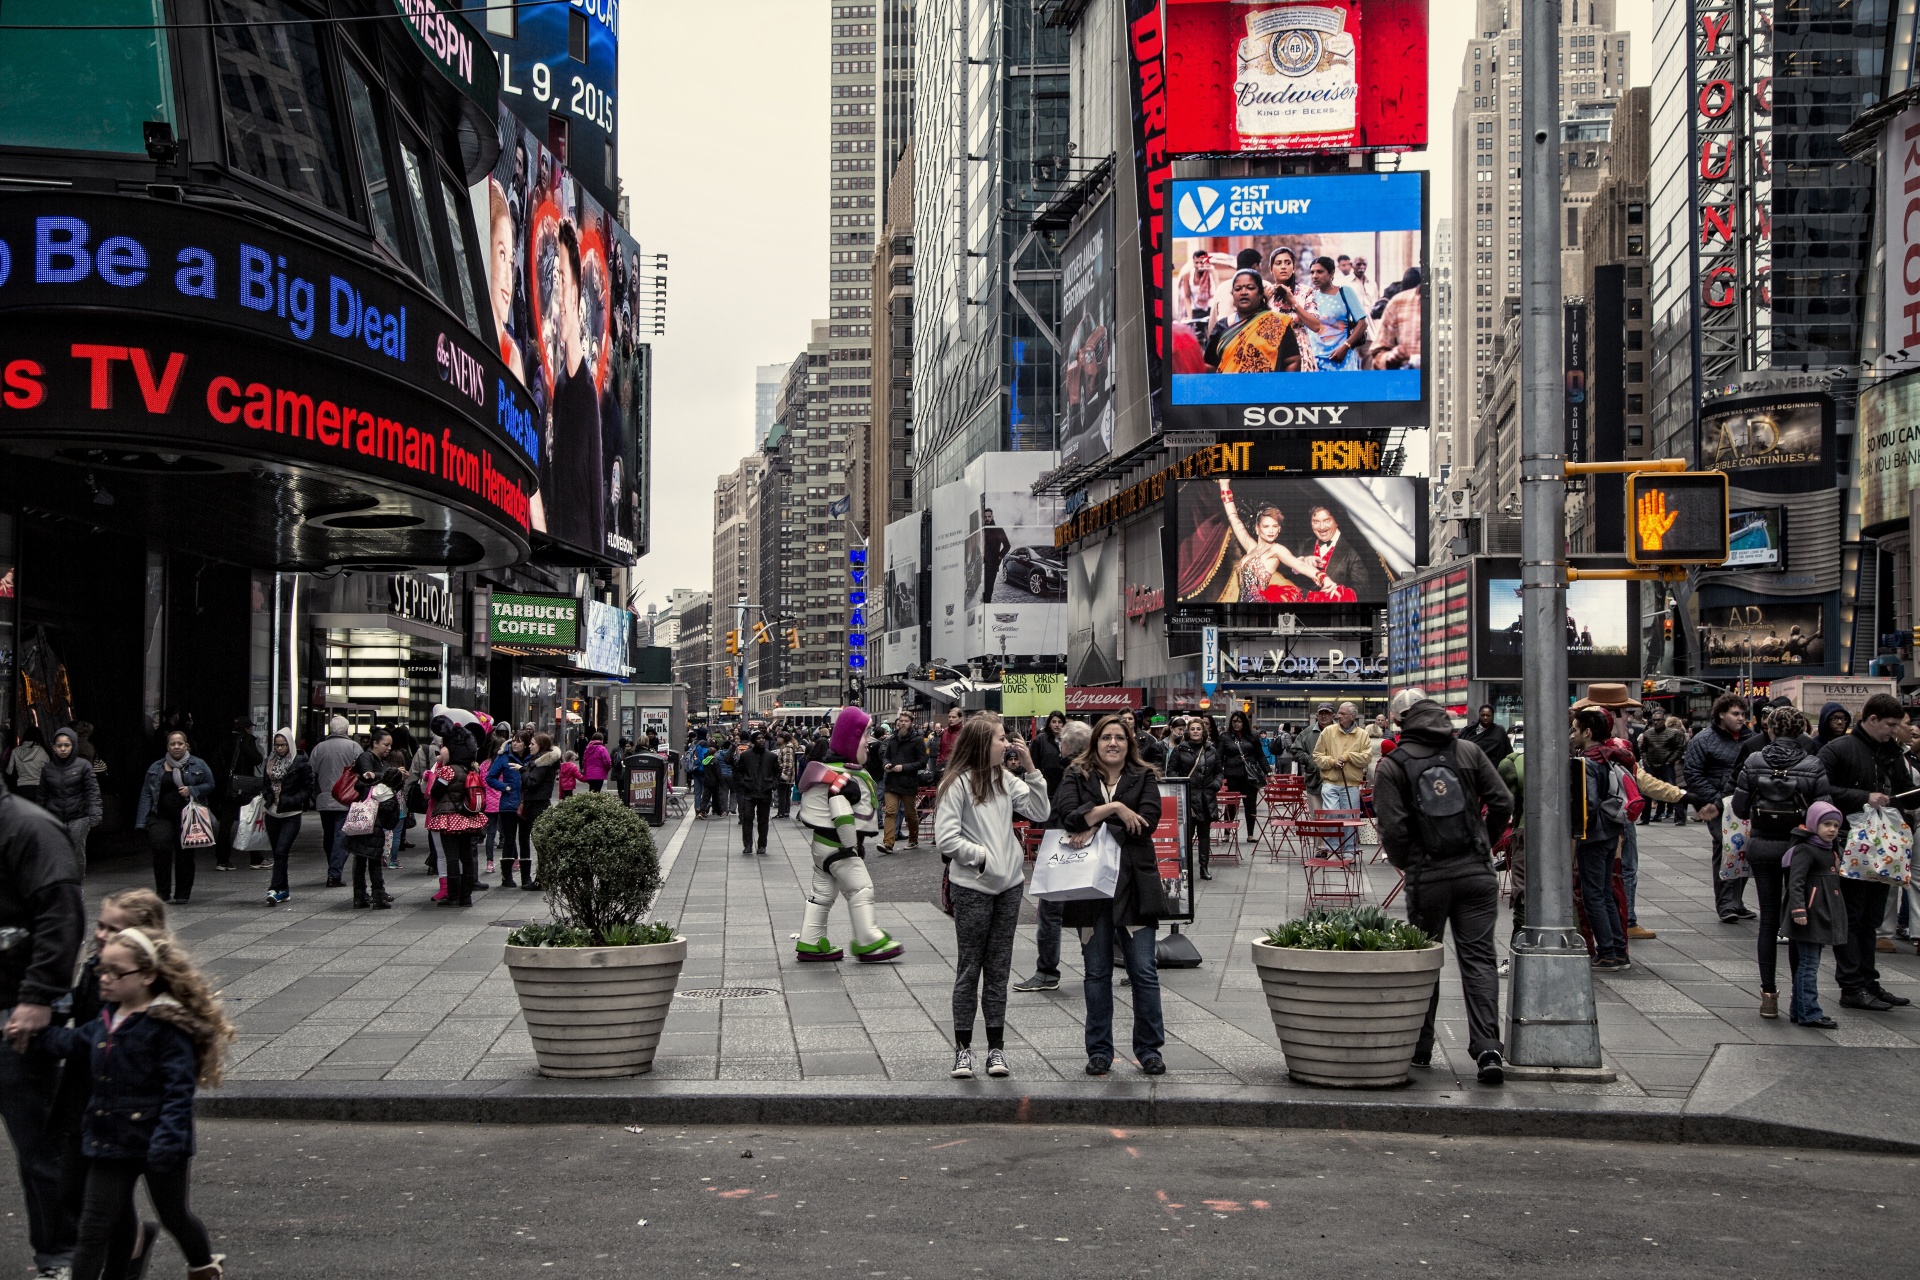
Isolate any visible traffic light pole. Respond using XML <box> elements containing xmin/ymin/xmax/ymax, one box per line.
<box><xmin>1507</xmin><ymin>0</ymin><xmax>1607</xmax><ymax>1075</ymax></box>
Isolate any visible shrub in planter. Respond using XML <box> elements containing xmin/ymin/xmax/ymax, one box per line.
<box><xmin>1251</xmin><ymin>906</ymin><xmax>1443</xmax><ymax>1088</ymax></box>
<box><xmin>502</xmin><ymin>793</ymin><xmax>685</xmax><ymax>1077</ymax></box>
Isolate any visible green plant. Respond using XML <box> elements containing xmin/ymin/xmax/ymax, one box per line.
<box><xmin>1262</xmin><ymin>906</ymin><xmax>1432</xmax><ymax>952</ymax></box>
<box><xmin>506</xmin><ymin>920</ymin><xmax>676</xmax><ymax>949</ymax></box>
<box><xmin>527</xmin><ymin>792</ymin><xmax>665</xmax><ymax>945</ymax></box>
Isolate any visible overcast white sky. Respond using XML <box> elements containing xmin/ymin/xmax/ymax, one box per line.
<box><xmin>617</xmin><ymin>0</ymin><xmax>1653</xmax><ymax>611</ymax></box>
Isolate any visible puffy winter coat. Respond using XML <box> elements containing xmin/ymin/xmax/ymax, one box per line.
<box><xmin>39</xmin><ymin>734</ymin><xmax>101</xmax><ymax>824</ymax></box>
<box><xmin>1730</xmin><ymin>739</ymin><xmax>1829</xmax><ymax>867</ymax></box>
<box><xmin>39</xmin><ymin>1002</ymin><xmax>201</xmax><ymax>1168</ymax></box>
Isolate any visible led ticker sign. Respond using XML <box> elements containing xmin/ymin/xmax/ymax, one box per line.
<box><xmin>1626</xmin><ymin>471</ymin><xmax>1730</xmax><ymax>566</ymax></box>
<box><xmin>848</xmin><ymin>548</ymin><xmax>868</xmax><ymax>671</ymax></box>
<box><xmin>0</xmin><ymin>195</ymin><xmax>540</xmax><ymax>474</ymax></box>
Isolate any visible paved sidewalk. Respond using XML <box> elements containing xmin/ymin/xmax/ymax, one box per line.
<box><xmin>97</xmin><ymin>801</ymin><xmax>1918</xmax><ymax>1098</ymax></box>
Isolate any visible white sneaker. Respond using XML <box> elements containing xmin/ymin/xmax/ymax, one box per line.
<box><xmin>950</xmin><ymin>1048</ymin><xmax>974</xmax><ymax>1079</ymax></box>
<box><xmin>985</xmin><ymin>1048</ymin><xmax>1010</xmax><ymax>1077</ymax></box>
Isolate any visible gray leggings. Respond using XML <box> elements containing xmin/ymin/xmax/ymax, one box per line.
<box><xmin>950</xmin><ymin>881</ymin><xmax>1023</xmax><ymax>1041</ymax></box>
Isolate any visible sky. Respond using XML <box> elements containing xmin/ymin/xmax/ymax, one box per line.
<box><xmin>617</xmin><ymin>0</ymin><xmax>1654</xmax><ymax>612</ymax></box>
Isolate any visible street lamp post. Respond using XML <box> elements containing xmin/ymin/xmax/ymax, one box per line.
<box><xmin>1507</xmin><ymin>0</ymin><xmax>1606</xmax><ymax>1071</ymax></box>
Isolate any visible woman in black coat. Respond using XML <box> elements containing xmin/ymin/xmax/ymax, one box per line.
<box><xmin>1051</xmin><ymin>714</ymin><xmax>1169</xmax><ymax>1078</ymax></box>
<box><xmin>1220</xmin><ymin>710</ymin><xmax>1270</xmax><ymax>840</ymax></box>
<box><xmin>1165</xmin><ymin>716</ymin><xmax>1222</xmax><ymax>881</ymax></box>
<box><xmin>1729</xmin><ymin>704</ymin><xmax>1831</xmax><ymax>1019</ymax></box>
<box><xmin>1029</xmin><ymin>711</ymin><xmax>1068</xmax><ymax>794</ymax></box>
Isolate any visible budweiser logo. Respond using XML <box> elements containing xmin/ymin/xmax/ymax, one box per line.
<box><xmin>1234</xmin><ymin>1</ymin><xmax>1359</xmax><ymax>150</ymax></box>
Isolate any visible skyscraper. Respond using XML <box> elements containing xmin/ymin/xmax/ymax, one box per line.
<box><xmin>755</xmin><ymin>363</ymin><xmax>788</xmax><ymax>440</ymax></box>
<box><xmin>1450</xmin><ymin>0</ymin><xmax>1630</xmax><ymax>516</ymax></box>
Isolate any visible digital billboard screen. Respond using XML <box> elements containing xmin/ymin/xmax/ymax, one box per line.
<box><xmin>1726</xmin><ymin>507</ymin><xmax>1786</xmax><ymax>569</ymax></box>
<box><xmin>481</xmin><ymin>0</ymin><xmax>620</xmax><ymax>212</ymax></box>
<box><xmin>1700</xmin><ymin>395</ymin><xmax>1831</xmax><ymax>485</ymax></box>
<box><xmin>1472</xmin><ymin>559</ymin><xmax>1639</xmax><ymax>682</ymax></box>
<box><xmin>1386</xmin><ymin>563</ymin><xmax>1468</xmax><ymax>722</ymax></box>
<box><xmin>1059</xmin><ymin>194</ymin><xmax>1116</xmax><ymax>470</ymax></box>
<box><xmin>1164</xmin><ymin>0</ymin><xmax>1429</xmax><ymax>155</ymax></box>
<box><xmin>1169</xmin><ymin>476</ymin><xmax>1423</xmax><ymax>606</ymax></box>
<box><xmin>1700</xmin><ymin>602</ymin><xmax>1827</xmax><ymax>669</ymax></box>
<box><xmin>481</xmin><ymin>106</ymin><xmax>645</xmax><ymax>563</ymax></box>
<box><xmin>1165</xmin><ymin>172</ymin><xmax>1425</xmax><ymax>432</ymax></box>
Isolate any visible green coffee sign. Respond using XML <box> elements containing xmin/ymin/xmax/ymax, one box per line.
<box><xmin>491</xmin><ymin>594</ymin><xmax>579</xmax><ymax>648</ymax></box>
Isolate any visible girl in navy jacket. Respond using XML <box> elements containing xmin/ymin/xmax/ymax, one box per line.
<box><xmin>37</xmin><ymin>926</ymin><xmax>235</xmax><ymax>1280</ymax></box>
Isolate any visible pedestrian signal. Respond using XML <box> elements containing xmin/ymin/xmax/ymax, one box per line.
<box><xmin>1625</xmin><ymin>472</ymin><xmax>1729</xmax><ymax>566</ymax></box>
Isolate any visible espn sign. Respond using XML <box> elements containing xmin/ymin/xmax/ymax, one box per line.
<box><xmin>1066</xmin><ymin>686</ymin><xmax>1145</xmax><ymax>713</ymax></box>
<box><xmin>1886</xmin><ymin>101</ymin><xmax>1920</xmax><ymax>358</ymax></box>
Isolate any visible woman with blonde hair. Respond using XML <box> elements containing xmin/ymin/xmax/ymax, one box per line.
<box><xmin>934</xmin><ymin>714</ymin><xmax>1051</xmax><ymax>1079</ymax></box>
<box><xmin>34</xmin><ymin>927</ymin><xmax>234</xmax><ymax>1280</ymax></box>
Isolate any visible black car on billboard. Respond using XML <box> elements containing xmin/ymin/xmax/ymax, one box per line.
<box><xmin>1003</xmin><ymin>544</ymin><xmax>1067</xmax><ymax>599</ymax></box>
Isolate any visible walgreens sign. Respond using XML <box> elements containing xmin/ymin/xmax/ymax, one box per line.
<box><xmin>1066</xmin><ymin>687</ymin><xmax>1145</xmax><ymax>713</ymax></box>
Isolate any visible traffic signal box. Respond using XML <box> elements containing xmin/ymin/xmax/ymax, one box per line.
<box><xmin>1624</xmin><ymin>471</ymin><xmax>1729</xmax><ymax>566</ymax></box>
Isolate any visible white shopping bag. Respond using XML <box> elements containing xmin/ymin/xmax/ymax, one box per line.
<box><xmin>231</xmin><ymin>796</ymin><xmax>268</xmax><ymax>853</ymax></box>
<box><xmin>1029</xmin><ymin>826</ymin><xmax>1123</xmax><ymax>902</ymax></box>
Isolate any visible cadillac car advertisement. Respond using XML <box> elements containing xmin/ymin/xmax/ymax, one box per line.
<box><xmin>1165</xmin><ymin>172</ymin><xmax>1426</xmax><ymax>432</ymax></box>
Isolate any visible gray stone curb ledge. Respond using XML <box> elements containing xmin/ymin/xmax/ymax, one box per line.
<box><xmin>195</xmin><ymin>1080</ymin><xmax>1920</xmax><ymax>1157</ymax></box>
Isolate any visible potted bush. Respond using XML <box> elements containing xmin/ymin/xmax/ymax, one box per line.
<box><xmin>503</xmin><ymin>793</ymin><xmax>685</xmax><ymax>1078</ymax></box>
<box><xmin>1250</xmin><ymin>907</ymin><xmax>1442</xmax><ymax>1088</ymax></box>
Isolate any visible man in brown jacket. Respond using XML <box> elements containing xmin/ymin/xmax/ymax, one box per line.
<box><xmin>1312</xmin><ymin>701</ymin><xmax>1372</xmax><ymax>854</ymax></box>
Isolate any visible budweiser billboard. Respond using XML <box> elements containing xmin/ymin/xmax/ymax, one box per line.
<box><xmin>1164</xmin><ymin>0</ymin><xmax>1429</xmax><ymax>155</ymax></box>
<box><xmin>1066</xmin><ymin>686</ymin><xmax>1146</xmax><ymax>713</ymax></box>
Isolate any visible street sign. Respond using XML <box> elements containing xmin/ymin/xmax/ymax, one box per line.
<box><xmin>1625</xmin><ymin>471</ymin><xmax>1730</xmax><ymax>566</ymax></box>
<box><xmin>1200</xmin><ymin>625</ymin><xmax>1219</xmax><ymax>695</ymax></box>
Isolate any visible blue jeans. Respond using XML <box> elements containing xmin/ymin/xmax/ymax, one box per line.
<box><xmin>389</xmin><ymin>806</ymin><xmax>406</xmax><ymax>864</ymax></box>
<box><xmin>1321</xmin><ymin>784</ymin><xmax>1362</xmax><ymax>854</ymax></box>
<box><xmin>691</xmin><ymin>776</ymin><xmax>708</xmax><ymax>815</ymax></box>
<box><xmin>1080</xmin><ymin>915</ymin><xmax>1165</xmax><ymax>1062</ymax></box>
<box><xmin>1619</xmin><ymin>820</ymin><xmax>1640</xmax><ymax>926</ymax></box>
<box><xmin>0</xmin><ymin>1011</ymin><xmax>73</xmax><ymax>1268</ymax></box>
<box><xmin>320</xmin><ymin>809</ymin><xmax>348</xmax><ymax>880</ymax></box>
<box><xmin>1033</xmin><ymin>898</ymin><xmax>1064</xmax><ymax>980</ymax></box>
<box><xmin>1790</xmin><ymin>943</ymin><xmax>1826</xmax><ymax>1023</ymax></box>
<box><xmin>1576</xmin><ymin>840</ymin><xmax>1625</xmax><ymax>960</ymax></box>
<box><xmin>483</xmin><ymin>811</ymin><xmax>502</xmax><ymax>861</ymax></box>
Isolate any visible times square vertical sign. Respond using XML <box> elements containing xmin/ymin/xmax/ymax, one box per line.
<box><xmin>1693</xmin><ymin>0</ymin><xmax>1772</xmax><ymax>383</ymax></box>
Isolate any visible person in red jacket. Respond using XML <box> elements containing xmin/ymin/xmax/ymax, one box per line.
<box><xmin>581</xmin><ymin>734</ymin><xmax>613</xmax><ymax>792</ymax></box>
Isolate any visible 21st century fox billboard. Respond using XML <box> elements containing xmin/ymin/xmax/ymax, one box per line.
<box><xmin>1164</xmin><ymin>171</ymin><xmax>1426</xmax><ymax>433</ymax></box>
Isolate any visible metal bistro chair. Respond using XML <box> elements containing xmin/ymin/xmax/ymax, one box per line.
<box><xmin>1015</xmin><ymin>820</ymin><xmax>1045</xmax><ymax>863</ymax></box>
<box><xmin>1210</xmin><ymin>790</ymin><xmax>1244</xmax><ymax>866</ymax></box>
<box><xmin>1297</xmin><ymin>820</ymin><xmax>1365</xmax><ymax>911</ymax></box>
<box><xmin>1258</xmin><ymin>778</ymin><xmax>1303</xmax><ymax>862</ymax></box>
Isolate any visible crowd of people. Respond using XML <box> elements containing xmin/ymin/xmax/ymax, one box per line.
<box><xmin>1169</xmin><ymin>245</ymin><xmax>1423</xmax><ymax>376</ymax></box>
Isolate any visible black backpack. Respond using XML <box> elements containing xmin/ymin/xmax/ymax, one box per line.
<box><xmin>1400</xmin><ymin>743</ymin><xmax>1479</xmax><ymax>863</ymax></box>
<box><xmin>1749</xmin><ymin>760</ymin><xmax>1809</xmax><ymax>838</ymax></box>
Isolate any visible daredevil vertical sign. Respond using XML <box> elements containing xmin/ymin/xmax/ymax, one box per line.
<box><xmin>1128</xmin><ymin>0</ymin><xmax>1168</xmax><ymax>429</ymax></box>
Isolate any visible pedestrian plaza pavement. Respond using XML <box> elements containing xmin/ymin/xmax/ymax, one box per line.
<box><xmin>87</xmin><ymin>804</ymin><xmax>1920</xmax><ymax>1098</ymax></box>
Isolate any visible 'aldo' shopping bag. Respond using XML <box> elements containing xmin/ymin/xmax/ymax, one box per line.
<box><xmin>1029</xmin><ymin>826</ymin><xmax>1123</xmax><ymax>902</ymax></box>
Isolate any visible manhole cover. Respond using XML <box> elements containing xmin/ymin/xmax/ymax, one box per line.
<box><xmin>676</xmin><ymin>987</ymin><xmax>779</xmax><ymax>1000</ymax></box>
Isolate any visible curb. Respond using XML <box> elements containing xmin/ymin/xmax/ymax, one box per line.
<box><xmin>194</xmin><ymin>1081</ymin><xmax>1920</xmax><ymax>1156</ymax></box>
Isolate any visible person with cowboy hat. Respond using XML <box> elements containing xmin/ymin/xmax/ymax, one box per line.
<box><xmin>1570</xmin><ymin>683</ymin><xmax>1681</xmax><ymax>941</ymax></box>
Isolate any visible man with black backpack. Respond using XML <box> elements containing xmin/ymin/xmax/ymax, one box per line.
<box><xmin>1374</xmin><ymin>688</ymin><xmax>1513</xmax><ymax>1085</ymax></box>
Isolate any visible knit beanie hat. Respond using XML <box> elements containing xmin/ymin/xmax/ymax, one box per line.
<box><xmin>1803</xmin><ymin>800</ymin><xmax>1842</xmax><ymax>841</ymax></box>
<box><xmin>829</xmin><ymin>705</ymin><xmax>871</xmax><ymax>760</ymax></box>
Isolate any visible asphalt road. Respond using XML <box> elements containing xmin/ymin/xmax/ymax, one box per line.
<box><xmin>3</xmin><ymin>1122</ymin><xmax>1913</xmax><ymax>1278</ymax></box>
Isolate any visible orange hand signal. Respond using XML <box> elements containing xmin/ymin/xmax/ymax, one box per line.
<box><xmin>1636</xmin><ymin>488</ymin><xmax>1678</xmax><ymax>552</ymax></box>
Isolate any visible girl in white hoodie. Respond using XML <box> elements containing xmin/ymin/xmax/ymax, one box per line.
<box><xmin>934</xmin><ymin>713</ymin><xmax>1050</xmax><ymax>1080</ymax></box>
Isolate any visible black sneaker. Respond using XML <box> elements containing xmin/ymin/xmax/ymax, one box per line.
<box><xmin>1409</xmin><ymin>1052</ymin><xmax>1433</xmax><ymax>1067</ymax></box>
<box><xmin>1085</xmin><ymin>1055</ymin><xmax>1111</xmax><ymax>1076</ymax></box>
<box><xmin>1139</xmin><ymin>1054</ymin><xmax>1166</xmax><ymax>1076</ymax></box>
<box><xmin>1867</xmin><ymin>985</ymin><xmax>1912</xmax><ymax>1007</ymax></box>
<box><xmin>1797</xmin><ymin>1015</ymin><xmax>1839</xmax><ymax>1029</ymax></box>
<box><xmin>1012</xmin><ymin>973</ymin><xmax>1060</xmax><ymax>993</ymax></box>
<box><xmin>1731</xmin><ymin>907</ymin><xmax>1758</xmax><ymax>921</ymax></box>
<box><xmin>1476</xmin><ymin>1050</ymin><xmax>1505</xmax><ymax>1085</ymax></box>
<box><xmin>1840</xmin><ymin>990</ymin><xmax>1895</xmax><ymax>1011</ymax></box>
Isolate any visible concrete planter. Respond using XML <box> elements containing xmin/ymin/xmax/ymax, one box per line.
<box><xmin>504</xmin><ymin>937</ymin><xmax>686</xmax><ymax>1078</ymax></box>
<box><xmin>1250</xmin><ymin>940</ymin><xmax>1444</xmax><ymax>1088</ymax></box>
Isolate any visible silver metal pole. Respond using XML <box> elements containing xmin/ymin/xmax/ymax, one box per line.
<box><xmin>1507</xmin><ymin>0</ymin><xmax>1603</xmax><ymax>1068</ymax></box>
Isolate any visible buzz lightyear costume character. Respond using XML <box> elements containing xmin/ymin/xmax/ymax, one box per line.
<box><xmin>794</xmin><ymin>705</ymin><xmax>904</xmax><ymax>962</ymax></box>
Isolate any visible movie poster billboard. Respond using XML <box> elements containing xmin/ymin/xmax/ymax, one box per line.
<box><xmin>1169</xmin><ymin>476</ymin><xmax>1422</xmax><ymax>605</ymax></box>
<box><xmin>1699</xmin><ymin>602</ymin><xmax>1827</xmax><ymax>669</ymax></box>
<box><xmin>479</xmin><ymin>105</ymin><xmax>644</xmax><ymax>563</ymax></box>
<box><xmin>1059</xmin><ymin>194</ymin><xmax>1117</xmax><ymax>470</ymax></box>
<box><xmin>1472</xmin><ymin>559</ymin><xmax>1639</xmax><ymax>682</ymax></box>
<box><xmin>967</xmin><ymin>452</ymin><xmax>1066</xmax><ymax>658</ymax></box>
<box><xmin>881</xmin><ymin>511</ymin><xmax>924</xmax><ymax>675</ymax></box>
<box><xmin>1164</xmin><ymin>0</ymin><xmax>1430</xmax><ymax>155</ymax></box>
<box><xmin>1165</xmin><ymin>172</ymin><xmax>1425</xmax><ymax>432</ymax></box>
<box><xmin>1700</xmin><ymin>395</ymin><xmax>1832</xmax><ymax>488</ymax></box>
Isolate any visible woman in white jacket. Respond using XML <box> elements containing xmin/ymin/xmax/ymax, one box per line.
<box><xmin>934</xmin><ymin>713</ymin><xmax>1050</xmax><ymax>1080</ymax></box>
